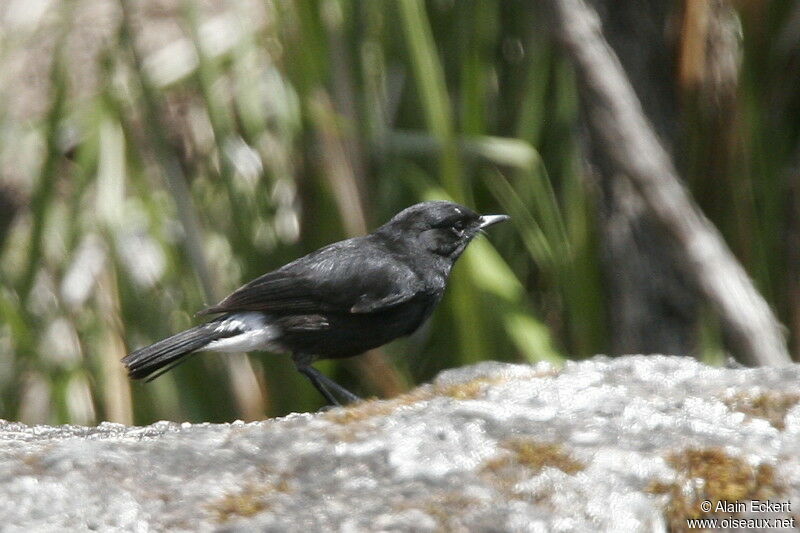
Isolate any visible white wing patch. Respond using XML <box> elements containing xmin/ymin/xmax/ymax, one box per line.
<box><xmin>206</xmin><ymin>312</ymin><xmax>283</xmax><ymax>353</ymax></box>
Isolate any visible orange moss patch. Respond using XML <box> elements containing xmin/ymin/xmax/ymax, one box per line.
<box><xmin>326</xmin><ymin>367</ymin><xmax>560</xmax><ymax>426</ymax></box>
<box><xmin>646</xmin><ymin>447</ymin><xmax>784</xmax><ymax>533</ymax></box>
<box><xmin>479</xmin><ymin>438</ymin><xmax>583</xmax><ymax>507</ymax></box>
<box><xmin>723</xmin><ymin>391</ymin><xmax>800</xmax><ymax>430</ymax></box>
<box><xmin>484</xmin><ymin>438</ymin><xmax>585</xmax><ymax>475</ymax></box>
<box><xmin>324</xmin><ymin>388</ymin><xmax>431</xmax><ymax>425</ymax></box>
<box><xmin>435</xmin><ymin>375</ymin><xmax>508</xmax><ymax>400</ymax></box>
<box><xmin>395</xmin><ymin>492</ymin><xmax>482</xmax><ymax>531</ymax></box>
<box><xmin>208</xmin><ymin>477</ymin><xmax>291</xmax><ymax>523</ymax></box>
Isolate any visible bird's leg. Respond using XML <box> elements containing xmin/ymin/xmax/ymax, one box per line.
<box><xmin>296</xmin><ymin>364</ymin><xmax>361</xmax><ymax>406</ymax></box>
<box><xmin>298</xmin><ymin>365</ymin><xmax>340</xmax><ymax>405</ymax></box>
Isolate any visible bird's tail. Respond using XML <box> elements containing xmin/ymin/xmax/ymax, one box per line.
<box><xmin>122</xmin><ymin>324</ymin><xmax>223</xmax><ymax>382</ymax></box>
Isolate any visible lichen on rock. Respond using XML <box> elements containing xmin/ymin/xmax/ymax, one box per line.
<box><xmin>2</xmin><ymin>355</ymin><xmax>800</xmax><ymax>532</ymax></box>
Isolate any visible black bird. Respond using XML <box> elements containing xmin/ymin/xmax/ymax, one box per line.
<box><xmin>122</xmin><ymin>201</ymin><xmax>509</xmax><ymax>405</ymax></box>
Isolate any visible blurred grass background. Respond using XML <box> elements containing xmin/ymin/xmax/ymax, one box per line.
<box><xmin>0</xmin><ymin>0</ymin><xmax>798</xmax><ymax>424</ymax></box>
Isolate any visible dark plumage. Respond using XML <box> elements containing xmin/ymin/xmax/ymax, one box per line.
<box><xmin>122</xmin><ymin>201</ymin><xmax>509</xmax><ymax>404</ymax></box>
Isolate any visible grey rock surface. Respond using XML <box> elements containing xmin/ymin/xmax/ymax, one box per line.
<box><xmin>2</xmin><ymin>355</ymin><xmax>800</xmax><ymax>532</ymax></box>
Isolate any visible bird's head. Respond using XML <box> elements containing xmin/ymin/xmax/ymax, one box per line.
<box><xmin>376</xmin><ymin>201</ymin><xmax>509</xmax><ymax>260</ymax></box>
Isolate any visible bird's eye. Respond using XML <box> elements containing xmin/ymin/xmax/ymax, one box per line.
<box><xmin>450</xmin><ymin>221</ymin><xmax>466</xmax><ymax>236</ymax></box>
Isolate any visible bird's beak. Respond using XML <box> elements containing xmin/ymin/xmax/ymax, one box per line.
<box><xmin>478</xmin><ymin>214</ymin><xmax>510</xmax><ymax>229</ymax></box>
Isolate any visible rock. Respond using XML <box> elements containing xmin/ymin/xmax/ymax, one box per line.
<box><xmin>1</xmin><ymin>355</ymin><xmax>799</xmax><ymax>532</ymax></box>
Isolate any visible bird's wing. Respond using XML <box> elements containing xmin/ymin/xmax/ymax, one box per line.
<box><xmin>199</xmin><ymin>238</ymin><xmax>423</xmax><ymax>316</ymax></box>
